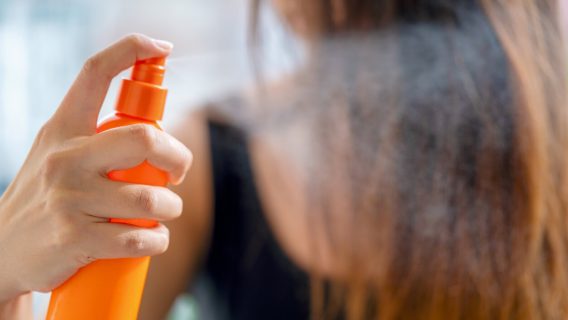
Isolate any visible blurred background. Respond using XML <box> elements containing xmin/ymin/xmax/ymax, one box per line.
<box><xmin>0</xmin><ymin>0</ymin><xmax>299</xmax><ymax>318</ymax></box>
<box><xmin>2</xmin><ymin>0</ymin><xmax>568</xmax><ymax>318</ymax></box>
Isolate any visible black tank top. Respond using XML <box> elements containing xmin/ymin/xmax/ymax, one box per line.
<box><xmin>191</xmin><ymin>120</ymin><xmax>310</xmax><ymax>320</ymax></box>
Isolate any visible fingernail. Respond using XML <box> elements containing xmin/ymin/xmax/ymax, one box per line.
<box><xmin>154</xmin><ymin>39</ymin><xmax>174</xmax><ymax>51</ymax></box>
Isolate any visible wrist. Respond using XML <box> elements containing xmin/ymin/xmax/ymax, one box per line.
<box><xmin>0</xmin><ymin>199</ymin><xmax>27</xmax><ymax>302</ymax></box>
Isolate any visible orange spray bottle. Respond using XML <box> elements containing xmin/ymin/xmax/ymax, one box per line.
<box><xmin>46</xmin><ymin>57</ymin><xmax>169</xmax><ymax>320</ymax></box>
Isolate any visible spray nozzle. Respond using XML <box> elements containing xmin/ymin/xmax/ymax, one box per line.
<box><xmin>115</xmin><ymin>57</ymin><xmax>168</xmax><ymax>121</ymax></box>
<box><xmin>131</xmin><ymin>57</ymin><xmax>166</xmax><ymax>86</ymax></box>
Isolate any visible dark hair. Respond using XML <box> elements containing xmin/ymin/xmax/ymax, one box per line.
<box><xmin>251</xmin><ymin>1</ymin><xmax>568</xmax><ymax>319</ymax></box>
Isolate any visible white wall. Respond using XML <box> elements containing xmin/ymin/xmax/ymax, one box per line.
<box><xmin>0</xmin><ymin>0</ymin><xmax>271</xmax><ymax>185</ymax></box>
<box><xmin>0</xmin><ymin>0</ymin><xmax>291</xmax><ymax>317</ymax></box>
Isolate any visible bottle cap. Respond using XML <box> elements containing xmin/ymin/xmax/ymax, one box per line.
<box><xmin>115</xmin><ymin>57</ymin><xmax>168</xmax><ymax>121</ymax></box>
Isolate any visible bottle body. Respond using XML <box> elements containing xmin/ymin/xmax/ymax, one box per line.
<box><xmin>46</xmin><ymin>112</ymin><xmax>167</xmax><ymax>320</ymax></box>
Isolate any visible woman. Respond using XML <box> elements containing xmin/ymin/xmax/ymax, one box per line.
<box><xmin>141</xmin><ymin>0</ymin><xmax>568</xmax><ymax>319</ymax></box>
<box><xmin>2</xmin><ymin>0</ymin><xmax>568</xmax><ymax>319</ymax></box>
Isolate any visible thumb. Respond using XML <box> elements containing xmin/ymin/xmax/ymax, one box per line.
<box><xmin>52</xmin><ymin>34</ymin><xmax>172</xmax><ymax>137</ymax></box>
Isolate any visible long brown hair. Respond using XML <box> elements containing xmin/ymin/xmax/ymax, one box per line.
<box><xmin>250</xmin><ymin>1</ymin><xmax>568</xmax><ymax>319</ymax></box>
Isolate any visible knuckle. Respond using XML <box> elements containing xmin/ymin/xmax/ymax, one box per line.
<box><xmin>34</xmin><ymin>121</ymin><xmax>55</xmax><ymax>147</ymax></box>
<box><xmin>43</xmin><ymin>151</ymin><xmax>67</xmax><ymax>181</ymax></box>
<box><xmin>129</xmin><ymin>124</ymin><xmax>157</xmax><ymax>151</ymax></box>
<box><xmin>49</xmin><ymin>213</ymin><xmax>78</xmax><ymax>253</ymax></box>
<box><xmin>123</xmin><ymin>232</ymin><xmax>146</xmax><ymax>254</ymax></box>
<box><xmin>135</xmin><ymin>188</ymin><xmax>158</xmax><ymax>214</ymax></box>
<box><xmin>82</xmin><ymin>55</ymin><xmax>102</xmax><ymax>75</ymax></box>
<box><xmin>126</xmin><ymin>33</ymin><xmax>146</xmax><ymax>48</ymax></box>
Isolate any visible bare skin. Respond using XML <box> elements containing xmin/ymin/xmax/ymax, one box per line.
<box><xmin>0</xmin><ymin>34</ymin><xmax>192</xmax><ymax>318</ymax></box>
<box><xmin>139</xmin><ymin>2</ymin><xmax>339</xmax><ymax>317</ymax></box>
<box><xmin>0</xmin><ymin>32</ymin><xmax>321</xmax><ymax>319</ymax></box>
<box><xmin>140</xmin><ymin>102</ymin><xmax>337</xmax><ymax>319</ymax></box>
<box><xmin>1</xmin><ymin>3</ymin><xmax>330</xmax><ymax>319</ymax></box>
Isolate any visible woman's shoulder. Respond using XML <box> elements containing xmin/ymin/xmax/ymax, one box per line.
<box><xmin>166</xmin><ymin>93</ymin><xmax>254</xmax><ymax>221</ymax></box>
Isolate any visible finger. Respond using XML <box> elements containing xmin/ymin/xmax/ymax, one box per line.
<box><xmin>82</xmin><ymin>124</ymin><xmax>192</xmax><ymax>185</ymax></box>
<box><xmin>81</xmin><ymin>179</ymin><xmax>183</xmax><ymax>221</ymax></box>
<box><xmin>85</xmin><ymin>222</ymin><xmax>170</xmax><ymax>260</ymax></box>
<box><xmin>54</xmin><ymin>34</ymin><xmax>173</xmax><ymax>136</ymax></box>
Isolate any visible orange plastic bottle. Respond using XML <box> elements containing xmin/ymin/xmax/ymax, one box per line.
<box><xmin>46</xmin><ymin>57</ymin><xmax>169</xmax><ymax>320</ymax></box>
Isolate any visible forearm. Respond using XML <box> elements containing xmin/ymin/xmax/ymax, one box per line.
<box><xmin>0</xmin><ymin>293</ymin><xmax>33</xmax><ymax>320</ymax></box>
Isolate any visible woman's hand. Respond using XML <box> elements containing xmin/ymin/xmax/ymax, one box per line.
<box><xmin>0</xmin><ymin>34</ymin><xmax>192</xmax><ymax>303</ymax></box>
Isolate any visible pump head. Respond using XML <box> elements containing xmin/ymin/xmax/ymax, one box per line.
<box><xmin>115</xmin><ymin>57</ymin><xmax>168</xmax><ymax>121</ymax></box>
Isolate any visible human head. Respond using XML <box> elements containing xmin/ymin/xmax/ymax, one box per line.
<box><xmin>252</xmin><ymin>1</ymin><xmax>568</xmax><ymax>319</ymax></box>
